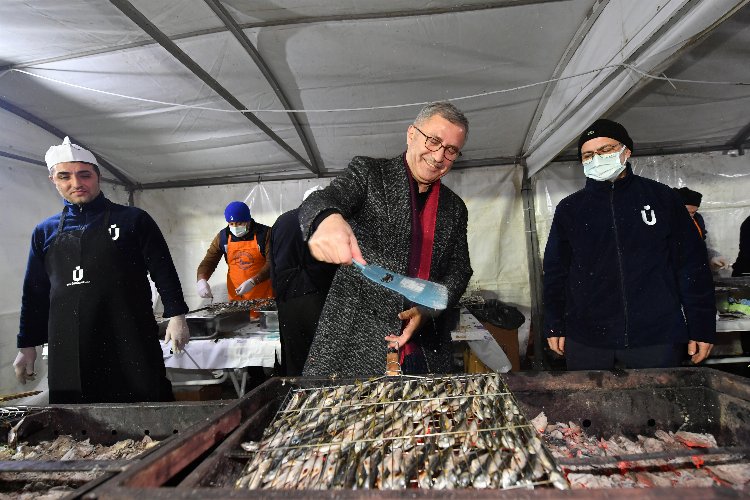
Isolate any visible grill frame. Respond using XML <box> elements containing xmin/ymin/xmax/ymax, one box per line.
<box><xmin>89</xmin><ymin>367</ymin><xmax>750</xmax><ymax>498</ymax></box>
<box><xmin>0</xmin><ymin>401</ymin><xmax>229</xmax><ymax>498</ymax></box>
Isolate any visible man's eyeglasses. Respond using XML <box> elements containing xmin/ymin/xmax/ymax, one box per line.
<box><xmin>581</xmin><ymin>142</ymin><xmax>622</xmax><ymax>163</ymax></box>
<box><xmin>413</xmin><ymin>125</ymin><xmax>462</xmax><ymax>160</ymax></box>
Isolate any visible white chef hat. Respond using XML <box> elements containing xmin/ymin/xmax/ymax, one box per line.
<box><xmin>45</xmin><ymin>137</ymin><xmax>98</xmax><ymax>172</ymax></box>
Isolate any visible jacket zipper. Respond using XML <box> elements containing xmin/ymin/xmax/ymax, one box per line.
<box><xmin>610</xmin><ymin>185</ymin><xmax>629</xmax><ymax>348</ymax></box>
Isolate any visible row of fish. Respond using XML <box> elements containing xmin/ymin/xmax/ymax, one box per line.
<box><xmin>235</xmin><ymin>373</ymin><xmax>568</xmax><ymax>490</ymax></box>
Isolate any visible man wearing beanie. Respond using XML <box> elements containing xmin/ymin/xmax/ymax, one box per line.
<box><xmin>543</xmin><ymin>119</ymin><xmax>716</xmax><ymax>370</ymax></box>
<box><xmin>13</xmin><ymin>137</ymin><xmax>190</xmax><ymax>403</ymax></box>
<box><xmin>196</xmin><ymin>201</ymin><xmax>273</xmax><ymax>304</ymax></box>
<box><xmin>673</xmin><ymin>186</ymin><xmax>729</xmax><ymax>270</ymax></box>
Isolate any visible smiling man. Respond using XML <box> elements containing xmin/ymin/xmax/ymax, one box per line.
<box><xmin>13</xmin><ymin>137</ymin><xmax>189</xmax><ymax>403</ymax></box>
<box><xmin>298</xmin><ymin>102</ymin><xmax>473</xmax><ymax>376</ymax></box>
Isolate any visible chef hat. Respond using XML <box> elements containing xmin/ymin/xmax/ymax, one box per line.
<box><xmin>577</xmin><ymin>119</ymin><xmax>633</xmax><ymax>161</ymax></box>
<box><xmin>674</xmin><ymin>187</ymin><xmax>703</xmax><ymax>207</ymax></box>
<box><xmin>45</xmin><ymin>137</ymin><xmax>98</xmax><ymax>172</ymax></box>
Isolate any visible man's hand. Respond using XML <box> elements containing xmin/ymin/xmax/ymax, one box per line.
<box><xmin>197</xmin><ymin>279</ymin><xmax>213</xmax><ymax>299</ymax></box>
<box><xmin>710</xmin><ymin>256</ymin><xmax>730</xmax><ymax>270</ymax></box>
<box><xmin>165</xmin><ymin>314</ymin><xmax>190</xmax><ymax>353</ymax></box>
<box><xmin>547</xmin><ymin>337</ymin><xmax>565</xmax><ymax>356</ymax></box>
<box><xmin>687</xmin><ymin>340</ymin><xmax>713</xmax><ymax>364</ymax></box>
<box><xmin>235</xmin><ymin>278</ymin><xmax>256</xmax><ymax>296</ymax></box>
<box><xmin>384</xmin><ymin>307</ymin><xmax>427</xmax><ymax>346</ymax></box>
<box><xmin>308</xmin><ymin>213</ymin><xmax>365</xmax><ymax>265</ymax></box>
<box><xmin>13</xmin><ymin>347</ymin><xmax>37</xmax><ymax>384</ymax></box>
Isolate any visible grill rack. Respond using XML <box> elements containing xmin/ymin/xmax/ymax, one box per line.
<box><xmin>233</xmin><ymin>373</ymin><xmax>568</xmax><ymax>490</ymax></box>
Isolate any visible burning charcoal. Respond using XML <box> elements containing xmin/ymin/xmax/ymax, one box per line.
<box><xmin>530</xmin><ymin>412</ymin><xmax>547</xmax><ymax>434</ymax></box>
<box><xmin>707</xmin><ymin>463</ymin><xmax>750</xmax><ymax>488</ymax></box>
<box><xmin>674</xmin><ymin>431</ymin><xmax>717</xmax><ymax>448</ymax></box>
<box><xmin>635</xmin><ymin>471</ymin><xmax>674</xmax><ymax>488</ymax></box>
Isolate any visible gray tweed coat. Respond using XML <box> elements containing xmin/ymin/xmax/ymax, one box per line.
<box><xmin>298</xmin><ymin>154</ymin><xmax>473</xmax><ymax>377</ymax></box>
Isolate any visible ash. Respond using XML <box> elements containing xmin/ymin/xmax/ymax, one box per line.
<box><xmin>533</xmin><ymin>412</ymin><xmax>750</xmax><ymax>491</ymax></box>
<box><xmin>0</xmin><ymin>435</ymin><xmax>158</xmax><ymax>499</ymax></box>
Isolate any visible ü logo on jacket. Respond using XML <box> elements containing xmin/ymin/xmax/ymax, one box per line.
<box><xmin>641</xmin><ymin>205</ymin><xmax>657</xmax><ymax>225</ymax></box>
<box><xmin>109</xmin><ymin>224</ymin><xmax>120</xmax><ymax>240</ymax></box>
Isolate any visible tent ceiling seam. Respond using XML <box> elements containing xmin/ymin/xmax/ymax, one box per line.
<box><xmin>204</xmin><ymin>0</ymin><xmax>321</xmax><ymax>176</ymax></box>
<box><xmin>520</xmin><ymin>0</ymin><xmax>608</xmax><ymax>155</ymax></box>
<box><xmin>0</xmin><ymin>98</ymin><xmax>136</xmax><ymax>187</ymax></box>
<box><xmin>109</xmin><ymin>0</ymin><xmax>314</xmax><ymax>173</ymax></box>
<box><xmin>2</xmin><ymin>0</ymin><xmax>570</xmax><ymax>71</ymax></box>
<box><xmin>524</xmin><ymin>0</ymin><xmax>704</xmax><ymax>163</ymax></box>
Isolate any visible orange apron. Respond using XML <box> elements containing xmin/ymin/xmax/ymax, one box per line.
<box><xmin>226</xmin><ymin>232</ymin><xmax>273</xmax><ymax>302</ymax></box>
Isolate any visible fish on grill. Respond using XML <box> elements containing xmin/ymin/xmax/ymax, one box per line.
<box><xmin>235</xmin><ymin>373</ymin><xmax>568</xmax><ymax>490</ymax></box>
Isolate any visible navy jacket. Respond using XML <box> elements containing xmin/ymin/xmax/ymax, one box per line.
<box><xmin>19</xmin><ymin>193</ymin><xmax>188</xmax><ymax>348</ymax></box>
<box><xmin>269</xmin><ymin>208</ymin><xmax>337</xmax><ymax>303</ymax></box>
<box><xmin>543</xmin><ymin>166</ymin><xmax>715</xmax><ymax>349</ymax></box>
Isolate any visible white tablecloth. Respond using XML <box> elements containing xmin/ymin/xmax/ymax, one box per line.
<box><xmin>716</xmin><ymin>316</ymin><xmax>750</xmax><ymax>332</ymax></box>
<box><xmin>161</xmin><ymin>323</ymin><xmax>280</xmax><ymax>369</ymax></box>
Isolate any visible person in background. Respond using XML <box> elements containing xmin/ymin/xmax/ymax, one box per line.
<box><xmin>673</xmin><ymin>186</ymin><xmax>729</xmax><ymax>270</ymax></box>
<box><xmin>13</xmin><ymin>137</ymin><xmax>189</xmax><ymax>403</ymax></box>
<box><xmin>298</xmin><ymin>101</ymin><xmax>473</xmax><ymax>377</ymax></box>
<box><xmin>268</xmin><ymin>186</ymin><xmax>338</xmax><ymax>376</ymax></box>
<box><xmin>196</xmin><ymin>201</ymin><xmax>273</xmax><ymax>305</ymax></box>
<box><xmin>543</xmin><ymin>119</ymin><xmax>715</xmax><ymax>370</ymax></box>
<box><xmin>731</xmin><ymin>215</ymin><xmax>750</xmax><ymax>277</ymax></box>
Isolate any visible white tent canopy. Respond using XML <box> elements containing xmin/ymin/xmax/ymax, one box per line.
<box><xmin>1</xmin><ymin>0</ymin><xmax>749</xmax><ymax>396</ymax></box>
<box><xmin>2</xmin><ymin>0</ymin><xmax>748</xmax><ymax>187</ymax></box>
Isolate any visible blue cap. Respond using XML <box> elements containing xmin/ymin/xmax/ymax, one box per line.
<box><xmin>224</xmin><ymin>201</ymin><xmax>250</xmax><ymax>222</ymax></box>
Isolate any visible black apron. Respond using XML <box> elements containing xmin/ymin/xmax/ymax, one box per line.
<box><xmin>45</xmin><ymin>202</ymin><xmax>174</xmax><ymax>403</ymax></box>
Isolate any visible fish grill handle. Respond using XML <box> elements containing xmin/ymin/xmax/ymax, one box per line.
<box><xmin>386</xmin><ymin>341</ymin><xmax>402</xmax><ymax>376</ymax></box>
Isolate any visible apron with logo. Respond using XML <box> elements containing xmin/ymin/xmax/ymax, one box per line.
<box><xmin>45</xmin><ymin>202</ymin><xmax>173</xmax><ymax>403</ymax></box>
<box><xmin>226</xmin><ymin>232</ymin><xmax>273</xmax><ymax>301</ymax></box>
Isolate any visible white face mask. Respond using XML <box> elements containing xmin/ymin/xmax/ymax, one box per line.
<box><xmin>229</xmin><ymin>225</ymin><xmax>248</xmax><ymax>237</ymax></box>
<box><xmin>582</xmin><ymin>146</ymin><xmax>626</xmax><ymax>182</ymax></box>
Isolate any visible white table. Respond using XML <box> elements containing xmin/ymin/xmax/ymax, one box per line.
<box><xmin>161</xmin><ymin>322</ymin><xmax>280</xmax><ymax>396</ymax></box>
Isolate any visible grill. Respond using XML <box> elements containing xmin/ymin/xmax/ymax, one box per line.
<box><xmin>160</xmin><ymin>299</ymin><xmax>277</xmax><ymax>339</ymax></box>
<box><xmin>85</xmin><ymin>367</ymin><xmax>750</xmax><ymax>498</ymax></box>
<box><xmin>234</xmin><ymin>374</ymin><xmax>566</xmax><ymax>490</ymax></box>
<box><xmin>0</xmin><ymin>401</ymin><xmax>227</xmax><ymax>497</ymax></box>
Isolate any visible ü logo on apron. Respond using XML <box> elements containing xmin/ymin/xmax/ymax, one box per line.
<box><xmin>109</xmin><ymin>224</ymin><xmax>120</xmax><ymax>240</ymax></box>
<box><xmin>641</xmin><ymin>205</ymin><xmax>657</xmax><ymax>225</ymax></box>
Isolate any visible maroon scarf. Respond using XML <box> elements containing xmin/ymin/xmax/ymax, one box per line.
<box><xmin>401</xmin><ymin>162</ymin><xmax>441</xmax><ymax>362</ymax></box>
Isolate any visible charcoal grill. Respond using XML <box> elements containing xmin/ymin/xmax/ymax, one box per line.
<box><xmin>85</xmin><ymin>367</ymin><xmax>749</xmax><ymax>498</ymax></box>
<box><xmin>159</xmin><ymin>299</ymin><xmax>277</xmax><ymax>339</ymax></box>
<box><xmin>1</xmin><ymin>401</ymin><xmax>227</xmax><ymax>498</ymax></box>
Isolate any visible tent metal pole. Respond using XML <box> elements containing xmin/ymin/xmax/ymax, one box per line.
<box><xmin>520</xmin><ymin>163</ymin><xmax>548</xmax><ymax>370</ymax></box>
<box><xmin>0</xmin><ymin>98</ymin><xmax>135</xmax><ymax>188</ymax></box>
<box><xmin>109</xmin><ymin>0</ymin><xmax>315</xmax><ymax>174</ymax></box>
<box><xmin>203</xmin><ymin>0</ymin><xmax>322</xmax><ymax>176</ymax></box>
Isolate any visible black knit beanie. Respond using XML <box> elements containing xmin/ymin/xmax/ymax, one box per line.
<box><xmin>578</xmin><ymin>119</ymin><xmax>634</xmax><ymax>161</ymax></box>
<box><xmin>674</xmin><ymin>187</ymin><xmax>703</xmax><ymax>207</ymax></box>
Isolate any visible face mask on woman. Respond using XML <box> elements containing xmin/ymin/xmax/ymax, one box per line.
<box><xmin>230</xmin><ymin>225</ymin><xmax>249</xmax><ymax>237</ymax></box>
<box><xmin>582</xmin><ymin>146</ymin><xmax>626</xmax><ymax>182</ymax></box>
